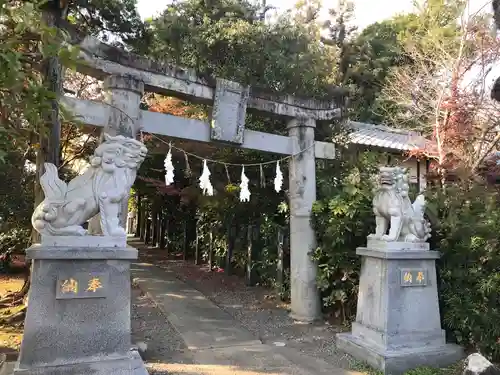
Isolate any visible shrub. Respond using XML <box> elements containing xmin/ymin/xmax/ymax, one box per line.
<box><xmin>312</xmin><ymin>152</ymin><xmax>378</xmax><ymax>322</ymax></box>
<box><xmin>0</xmin><ymin>227</ymin><xmax>31</xmax><ymax>272</ymax></box>
<box><xmin>432</xmin><ymin>183</ymin><xmax>500</xmax><ymax>361</ymax></box>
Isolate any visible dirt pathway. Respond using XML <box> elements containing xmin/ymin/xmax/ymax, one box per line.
<box><xmin>131</xmin><ymin>261</ymin><xmax>360</xmax><ymax>375</ymax></box>
<box><xmin>130</xmin><ymin>239</ymin><xmax>361</xmax><ymax>372</ymax></box>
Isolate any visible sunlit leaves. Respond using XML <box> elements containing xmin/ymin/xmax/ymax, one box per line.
<box><xmin>147</xmin><ymin>0</ymin><xmax>340</xmax><ymax>99</ymax></box>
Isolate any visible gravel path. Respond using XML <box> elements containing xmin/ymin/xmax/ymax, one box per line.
<box><xmin>134</xmin><ymin>245</ymin><xmax>353</xmax><ymax>369</ymax></box>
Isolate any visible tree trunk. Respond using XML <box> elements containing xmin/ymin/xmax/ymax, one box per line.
<box><xmin>151</xmin><ymin>207</ymin><xmax>158</xmax><ymax>248</ymax></box>
<box><xmin>135</xmin><ymin>194</ymin><xmax>142</xmax><ymax>238</ymax></box>
<box><xmin>24</xmin><ymin>3</ymin><xmax>68</xmax><ymax>320</ymax></box>
<box><xmin>32</xmin><ymin>4</ymin><xmax>66</xmax><ymax>243</ymax></box>
<box><xmin>19</xmin><ymin>263</ymin><xmax>31</xmax><ymax>302</ymax></box>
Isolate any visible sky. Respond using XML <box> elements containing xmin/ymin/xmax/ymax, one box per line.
<box><xmin>137</xmin><ymin>0</ymin><xmax>416</xmax><ymax>30</ymax></box>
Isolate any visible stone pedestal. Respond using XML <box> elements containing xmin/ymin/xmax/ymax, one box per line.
<box><xmin>13</xmin><ymin>244</ymin><xmax>148</xmax><ymax>375</ymax></box>
<box><xmin>336</xmin><ymin>241</ymin><xmax>463</xmax><ymax>375</ymax></box>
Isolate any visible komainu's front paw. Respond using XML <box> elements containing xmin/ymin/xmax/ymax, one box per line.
<box><xmin>109</xmin><ymin>227</ymin><xmax>126</xmax><ymax>237</ymax></box>
<box><xmin>381</xmin><ymin>234</ymin><xmax>396</xmax><ymax>241</ymax></box>
<box><xmin>70</xmin><ymin>225</ymin><xmax>87</xmax><ymax>236</ymax></box>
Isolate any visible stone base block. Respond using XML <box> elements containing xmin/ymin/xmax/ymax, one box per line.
<box><xmin>336</xmin><ymin>246</ymin><xmax>464</xmax><ymax>374</ymax></box>
<box><xmin>365</xmin><ymin>239</ymin><xmax>430</xmax><ymax>252</ymax></box>
<box><xmin>13</xmin><ymin>352</ymin><xmax>148</xmax><ymax>375</ymax></box>
<box><xmin>0</xmin><ymin>362</ymin><xmax>15</xmax><ymax>375</ymax></box>
<box><xmin>15</xmin><ymin>245</ymin><xmax>148</xmax><ymax>375</ymax></box>
<box><xmin>40</xmin><ymin>235</ymin><xmax>126</xmax><ymax>248</ymax></box>
<box><xmin>337</xmin><ymin>332</ymin><xmax>463</xmax><ymax>375</ymax></box>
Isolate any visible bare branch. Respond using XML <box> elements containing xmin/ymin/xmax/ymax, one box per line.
<box><xmin>378</xmin><ymin>6</ymin><xmax>500</xmax><ymax>179</ymax></box>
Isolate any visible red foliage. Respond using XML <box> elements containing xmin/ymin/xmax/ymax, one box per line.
<box><xmin>148</xmin><ymin>96</ymin><xmax>192</xmax><ymax>117</ymax></box>
<box><xmin>137</xmin><ymin>176</ymin><xmax>180</xmax><ymax>196</ymax></box>
<box><xmin>403</xmin><ymin>21</ymin><xmax>500</xmax><ymax>180</ymax></box>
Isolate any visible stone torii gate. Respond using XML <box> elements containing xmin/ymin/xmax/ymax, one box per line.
<box><xmin>65</xmin><ymin>34</ymin><xmax>341</xmax><ymax>323</ymax></box>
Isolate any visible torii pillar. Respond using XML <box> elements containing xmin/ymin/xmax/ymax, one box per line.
<box><xmin>88</xmin><ymin>74</ymin><xmax>144</xmax><ymax>234</ymax></box>
<box><xmin>288</xmin><ymin>118</ymin><xmax>321</xmax><ymax>322</ymax></box>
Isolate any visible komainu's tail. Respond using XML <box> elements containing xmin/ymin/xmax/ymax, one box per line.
<box><xmin>40</xmin><ymin>163</ymin><xmax>67</xmax><ymax>200</ymax></box>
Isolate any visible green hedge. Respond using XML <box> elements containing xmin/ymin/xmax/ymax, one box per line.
<box><xmin>433</xmin><ymin>184</ymin><xmax>500</xmax><ymax>360</ymax></box>
<box><xmin>312</xmin><ymin>152</ymin><xmax>378</xmax><ymax>321</ymax></box>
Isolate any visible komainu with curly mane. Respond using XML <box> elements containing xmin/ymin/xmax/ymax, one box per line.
<box><xmin>31</xmin><ymin>133</ymin><xmax>147</xmax><ymax>237</ymax></box>
<box><xmin>368</xmin><ymin>166</ymin><xmax>431</xmax><ymax>243</ymax></box>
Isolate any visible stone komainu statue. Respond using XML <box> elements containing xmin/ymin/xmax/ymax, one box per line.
<box><xmin>368</xmin><ymin>166</ymin><xmax>431</xmax><ymax>243</ymax></box>
<box><xmin>31</xmin><ymin>133</ymin><xmax>147</xmax><ymax>237</ymax></box>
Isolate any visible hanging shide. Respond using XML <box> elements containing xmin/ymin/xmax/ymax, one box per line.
<box><xmin>151</xmin><ymin>133</ymin><xmax>313</xmax><ymax>201</ymax></box>
<box><xmin>275</xmin><ymin>161</ymin><xmax>283</xmax><ymax>193</ymax></box>
<box><xmin>239</xmin><ymin>166</ymin><xmax>250</xmax><ymax>202</ymax></box>
<box><xmin>164</xmin><ymin>145</ymin><xmax>175</xmax><ymax>186</ymax></box>
<box><xmin>199</xmin><ymin>160</ymin><xmax>214</xmax><ymax>196</ymax></box>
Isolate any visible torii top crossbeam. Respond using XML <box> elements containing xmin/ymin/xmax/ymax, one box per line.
<box><xmin>75</xmin><ymin>34</ymin><xmax>344</xmax><ymax>121</ymax></box>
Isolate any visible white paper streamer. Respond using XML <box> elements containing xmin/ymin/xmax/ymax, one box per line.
<box><xmin>183</xmin><ymin>151</ymin><xmax>191</xmax><ymax>177</ymax></box>
<box><xmin>274</xmin><ymin>161</ymin><xmax>283</xmax><ymax>193</ymax></box>
<box><xmin>239</xmin><ymin>166</ymin><xmax>251</xmax><ymax>202</ymax></box>
<box><xmin>164</xmin><ymin>147</ymin><xmax>175</xmax><ymax>186</ymax></box>
<box><xmin>199</xmin><ymin>160</ymin><xmax>214</xmax><ymax>196</ymax></box>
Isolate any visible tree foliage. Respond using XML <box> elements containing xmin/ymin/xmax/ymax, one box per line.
<box><xmin>0</xmin><ymin>0</ymin><xmax>147</xmax><ymax>257</ymax></box>
<box><xmin>147</xmin><ymin>0</ymin><xmax>339</xmax><ymax>98</ymax></box>
<box><xmin>0</xmin><ymin>1</ymin><xmax>76</xmax><ymax>151</ymax></box>
<box><xmin>377</xmin><ymin>1</ymin><xmax>500</xmax><ymax>179</ymax></box>
<box><xmin>312</xmin><ymin>152</ymin><xmax>379</xmax><ymax>321</ymax></box>
<box><xmin>432</xmin><ymin>183</ymin><xmax>500</xmax><ymax>360</ymax></box>
<box><xmin>318</xmin><ymin>1</ymin><xmax>427</xmax><ymax>122</ymax></box>
<box><xmin>65</xmin><ymin>0</ymin><xmax>151</xmax><ymax>51</ymax></box>
<box><xmin>345</xmin><ymin>15</ymin><xmax>415</xmax><ymax>121</ymax></box>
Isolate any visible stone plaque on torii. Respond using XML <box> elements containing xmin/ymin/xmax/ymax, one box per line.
<box><xmin>60</xmin><ymin>31</ymin><xmax>340</xmax><ymax>324</ymax></box>
<box><xmin>210</xmin><ymin>78</ymin><xmax>250</xmax><ymax>145</ymax></box>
